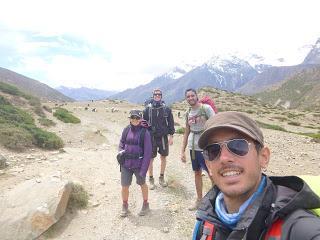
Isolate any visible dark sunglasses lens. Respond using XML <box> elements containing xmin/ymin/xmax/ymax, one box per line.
<box><xmin>227</xmin><ymin>139</ymin><xmax>249</xmax><ymax>156</ymax></box>
<box><xmin>154</xmin><ymin>93</ymin><xmax>162</xmax><ymax>96</ymax></box>
<box><xmin>130</xmin><ymin>116</ymin><xmax>140</xmax><ymax>120</ymax></box>
<box><xmin>205</xmin><ymin>144</ymin><xmax>221</xmax><ymax>161</ymax></box>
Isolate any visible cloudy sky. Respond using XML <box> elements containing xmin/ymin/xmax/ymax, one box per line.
<box><xmin>0</xmin><ymin>0</ymin><xmax>319</xmax><ymax>91</ymax></box>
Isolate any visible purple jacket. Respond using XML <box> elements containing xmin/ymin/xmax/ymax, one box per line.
<box><xmin>118</xmin><ymin>124</ymin><xmax>152</xmax><ymax>177</ymax></box>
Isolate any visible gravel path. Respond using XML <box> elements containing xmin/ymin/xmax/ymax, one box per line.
<box><xmin>0</xmin><ymin>100</ymin><xmax>319</xmax><ymax>240</ymax></box>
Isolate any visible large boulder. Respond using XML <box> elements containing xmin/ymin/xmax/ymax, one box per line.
<box><xmin>0</xmin><ymin>176</ymin><xmax>72</xmax><ymax>240</ymax></box>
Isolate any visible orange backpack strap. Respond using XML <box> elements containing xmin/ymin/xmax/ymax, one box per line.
<box><xmin>264</xmin><ymin>219</ymin><xmax>284</xmax><ymax>240</ymax></box>
<box><xmin>200</xmin><ymin>221</ymin><xmax>215</xmax><ymax>240</ymax></box>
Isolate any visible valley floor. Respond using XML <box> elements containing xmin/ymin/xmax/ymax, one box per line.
<box><xmin>0</xmin><ymin>100</ymin><xmax>319</xmax><ymax>240</ymax></box>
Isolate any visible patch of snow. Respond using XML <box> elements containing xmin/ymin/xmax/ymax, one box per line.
<box><xmin>274</xmin><ymin>99</ymin><xmax>282</xmax><ymax>106</ymax></box>
<box><xmin>282</xmin><ymin>101</ymin><xmax>291</xmax><ymax>109</ymax></box>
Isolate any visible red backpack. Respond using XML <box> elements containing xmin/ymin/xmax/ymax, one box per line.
<box><xmin>198</xmin><ymin>96</ymin><xmax>218</xmax><ymax>114</ymax></box>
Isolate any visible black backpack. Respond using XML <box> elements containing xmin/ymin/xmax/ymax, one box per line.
<box><xmin>146</xmin><ymin>102</ymin><xmax>169</xmax><ymax>130</ymax></box>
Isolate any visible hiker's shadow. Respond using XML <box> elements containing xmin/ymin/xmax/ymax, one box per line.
<box><xmin>127</xmin><ymin>208</ymin><xmax>174</xmax><ymax>231</ymax></box>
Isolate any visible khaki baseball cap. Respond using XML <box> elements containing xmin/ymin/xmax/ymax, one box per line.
<box><xmin>198</xmin><ymin>111</ymin><xmax>264</xmax><ymax>149</ymax></box>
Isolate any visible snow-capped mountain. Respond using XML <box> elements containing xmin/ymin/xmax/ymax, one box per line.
<box><xmin>157</xmin><ymin>55</ymin><xmax>257</xmax><ymax>103</ymax></box>
<box><xmin>111</xmin><ymin>37</ymin><xmax>320</xmax><ymax>103</ymax></box>
<box><xmin>110</xmin><ymin>54</ymin><xmax>258</xmax><ymax>104</ymax></box>
<box><xmin>303</xmin><ymin>38</ymin><xmax>320</xmax><ymax>65</ymax></box>
<box><xmin>110</xmin><ymin>64</ymin><xmax>188</xmax><ymax>103</ymax></box>
<box><xmin>164</xmin><ymin>62</ymin><xmax>199</xmax><ymax>79</ymax></box>
<box><xmin>243</xmin><ymin>54</ymin><xmax>273</xmax><ymax>73</ymax></box>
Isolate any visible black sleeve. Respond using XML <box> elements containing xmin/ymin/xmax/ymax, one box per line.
<box><xmin>167</xmin><ymin>108</ymin><xmax>175</xmax><ymax>135</ymax></box>
<box><xmin>143</xmin><ymin>107</ymin><xmax>149</xmax><ymax>122</ymax></box>
<box><xmin>284</xmin><ymin>210</ymin><xmax>320</xmax><ymax>240</ymax></box>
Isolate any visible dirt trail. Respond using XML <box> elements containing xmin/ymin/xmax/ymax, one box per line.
<box><xmin>0</xmin><ymin>100</ymin><xmax>319</xmax><ymax>240</ymax></box>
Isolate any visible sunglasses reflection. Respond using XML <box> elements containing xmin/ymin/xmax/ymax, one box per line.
<box><xmin>204</xmin><ymin>139</ymin><xmax>251</xmax><ymax>161</ymax></box>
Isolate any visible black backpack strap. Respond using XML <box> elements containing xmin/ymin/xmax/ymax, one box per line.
<box><xmin>122</xmin><ymin>125</ymin><xmax>130</xmax><ymax>144</ymax></box>
<box><xmin>148</xmin><ymin>105</ymin><xmax>153</xmax><ymax>126</ymax></box>
<box><xmin>163</xmin><ymin>106</ymin><xmax>169</xmax><ymax>127</ymax></box>
<box><xmin>139</xmin><ymin>128</ymin><xmax>146</xmax><ymax>149</ymax></box>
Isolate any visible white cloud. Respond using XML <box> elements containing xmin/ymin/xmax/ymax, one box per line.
<box><xmin>0</xmin><ymin>0</ymin><xmax>320</xmax><ymax>91</ymax></box>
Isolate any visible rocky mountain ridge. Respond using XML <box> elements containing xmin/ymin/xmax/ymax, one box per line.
<box><xmin>111</xmin><ymin>38</ymin><xmax>320</xmax><ymax>106</ymax></box>
<box><xmin>303</xmin><ymin>38</ymin><xmax>320</xmax><ymax>65</ymax></box>
<box><xmin>255</xmin><ymin>66</ymin><xmax>320</xmax><ymax>111</ymax></box>
<box><xmin>0</xmin><ymin>67</ymin><xmax>72</xmax><ymax>102</ymax></box>
<box><xmin>56</xmin><ymin>86</ymin><xmax>118</xmax><ymax>101</ymax></box>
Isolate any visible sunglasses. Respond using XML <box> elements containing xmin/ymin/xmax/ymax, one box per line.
<box><xmin>130</xmin><ymin>116</ymin><xmax>141</xmax><ymax>120</ymax></box>
<box><xmin>203</xmin><ymin>139</ymin><xmax>251</xmax><ymax>161</ymax></box>
<box><xmin>153</xmin><ymin>93</ymin><xmax>162</xmax><ymax>96</ymax></box>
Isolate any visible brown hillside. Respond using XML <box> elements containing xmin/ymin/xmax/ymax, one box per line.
<box><xmin>0</xmin><ymin>67</ymin><xmax>73</xmax><ymax>102</ymax></box>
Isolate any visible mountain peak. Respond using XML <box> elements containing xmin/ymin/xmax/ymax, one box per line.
<box><xmin>302</xmin><ymin>37</ymin><xmax>320</xmax><ymax>65</ymax></box>
<box><xmin>164</xmin><ymin>62</ymin><xmax>199</xmax><ymax>79</ymax></box>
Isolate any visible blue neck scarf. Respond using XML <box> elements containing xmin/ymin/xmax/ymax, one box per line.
<box><xmin>215</xmin><ymin>175</ymin><xmax>266</xmax><ymax>229</ymax></box>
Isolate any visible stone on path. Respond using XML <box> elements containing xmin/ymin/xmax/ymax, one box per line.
<box><xmin>0</xmin><ymin>176</ymin><xmax>72</xmax><ymax>240</ymax></box>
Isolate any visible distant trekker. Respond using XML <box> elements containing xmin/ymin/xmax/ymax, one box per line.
<box><xmin>143</xmin><ymin>88</ymin><xmax>175</xmax><ymax>190</ymax></box>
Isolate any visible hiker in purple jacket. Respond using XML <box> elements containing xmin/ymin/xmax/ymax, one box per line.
<box><xmin>117</xmin><ymin>109</ymin><xmax>152</xmax><ymax>217</ymax></box>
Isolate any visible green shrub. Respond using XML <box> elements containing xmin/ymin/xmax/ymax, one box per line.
<box><xmin>273</xmin><ymin>116</ymin><xmax>288</xmax><ymax>122</ymax></box>
<box><xmin>286</xmin><ymin>112</ymin><xmax>304</xmax><ymax>118</ymax></box>
<box><xmin>39</xmin><ymin>117</ymin><xmax>56</xmax><ymax>127</ymax></box>
<box><xmin>53</xmin><ymin>108</ymin><xmax>81</xmax><ymax>123</ymax></box>
<box><xmin>0</xmin><ymin>82</ymin><xmax>44</xmax><ymax>116</ymax></box>
<box><xmin>67</xmin><ymin>182</ymin><xmax>89</xmax><ymax>209</ymax></box>
<box><xmin>245</xmin><ymin>110</ymin><xmax>255</xmax><ymax>114</ymax></box>
<box><xmin>303</xmin><ymin>125</ymin><xmax>317</xmax><ymax>129</ymax></box>
<box><xmin>288</xmin><ymin>121</ymin><xmax>301</xmax><ymax>126</ymax></box>
<box><xmin>33</xmin><ymin>105</ymin><xmax>45</xmax><ymax>117</ymax></box>
<box><xmin>43</xmin><ymin>105</ymin><xmax>52</xmax><ymax>113</ymax></box>
<box><xmin>256</xmin><ymin>121</ymin><xmax>287</xmax><ymax>132</ymax></box>
<box><xmin>0</xmin><ymin>99</ymin><xmax>34</xmax><ymax>125</ymax></box>
<box><xmin>0</xmin><ymin>96</ymin><xmax>63</xmax><ymax>150</ymax></box>
<box><xmin>23</xmin><ymin>124</ymin><xmax>64</xmax><ymax>149</ymax></box>
<box><xmin>24</xmin><ymin>95</ymin><xmax>45</xmax><ymax>116</ymax></box>
<box><xmin>0</xmin><ymin>82</ymin><xmax>21</xmax><ymax>95</ymax></box>
<box><xmin>299</xmin><ymin>132</ymin><xmax>320</xmax><ymax>142</ymax></box>
<box><xmin>0</xmin><ymin>124</ymin><xmax>33</xmax><ymax>151</ymax></box>
<box><xmin>175</xmin><ymin>127</ymin><xmax>185</xmax><ymax>134</ymax></box>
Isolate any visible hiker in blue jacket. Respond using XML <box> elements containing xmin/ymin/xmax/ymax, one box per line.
<box><xmin>192</xmin><ymin>111</ymin><xmax>320</xmax><ymax>240</ymax></box>
<box><xmin>117</xmin><ymin>109</ymin><xmax>152</xmax><ymax>217</ymax></box>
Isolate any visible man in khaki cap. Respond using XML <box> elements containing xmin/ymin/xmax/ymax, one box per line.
<box><xmin>192</xmin><ymin>111</ymin><xmax>320</xmax><ymax>240</ymax></box>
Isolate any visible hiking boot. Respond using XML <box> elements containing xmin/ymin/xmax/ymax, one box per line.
<box><xmin>159</xmin><ymin>176</ymin><xmax>168</xmax><ymax>187</ymax></box>
<box><xmin>120</xmin><ymin>204</ymin><xmax>129</xmax><ymax>217</ymax></box>
<box><xmin>138</xmin><ymin>202</ymin><xmax>150</xmax><ymax>216</ymax></box>
<box><xmin>149</xmin><ymin>177</ymin><xmax>156</xmax><ymax>190</ymax></box>
<box><xmin>188</xmin><ymin>199</ymin><xmax>201</xmax><ymax>211</ymax></box>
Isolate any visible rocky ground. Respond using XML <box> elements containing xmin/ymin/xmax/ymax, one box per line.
<box><xmin>0</xmin><ymin>99</ymin><xmax>319</xmax><ymax>240</ymax></box>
